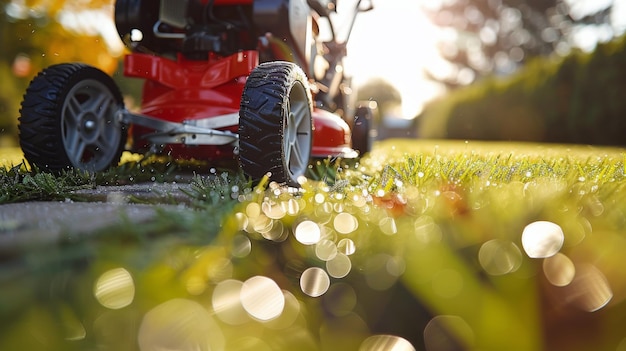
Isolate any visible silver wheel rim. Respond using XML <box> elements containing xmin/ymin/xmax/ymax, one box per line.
<box><xmin>61</xmin><ymin>79</ymin><xmax>123</xmax><ymax>171</ymax></box>
<box><xmin>284</xmin><ymin>82</ymin><xmax>312</xmax><ymax>182</ymax></box>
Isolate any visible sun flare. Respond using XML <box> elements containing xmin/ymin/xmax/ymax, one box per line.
<box><xmin>346</xmin><ymin>0</ymin><xmax>446</xmax><ymax>118</ymax></box>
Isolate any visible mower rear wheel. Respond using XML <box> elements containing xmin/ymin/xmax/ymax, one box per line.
<box><xmin>351</xmin><ymin>104</ymin><xmax>374</xmax><ymax>156</ymax></box>
<box><xmin>239</xmin><ymin>61</ymin><xmax>313</xmax><ymax>186</ymax></box>
<box><xmin>19</xmin><ymin>63</ymin><xmax>126</xmax><ymax>172</ymax></box>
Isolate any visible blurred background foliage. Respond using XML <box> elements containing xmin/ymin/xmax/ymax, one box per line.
<box><xmin>0</xmin><ymin>0</ymin><xmax>136</xmax><ymax>147</ymax></box>
<box><xmin>420</xmin><ymin>0</ymin><xmax>622</xmax><ymax>88</ymax></box>
<box><xmin>418</xmin><ymin>34</ymin><xmax>626</xmax><ymax>146</ymax></box>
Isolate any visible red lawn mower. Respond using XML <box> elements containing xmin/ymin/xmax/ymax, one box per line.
<box><xmin>18</xmin><ymin>0</ymin><xmax>374</xmax><ymax>186</ymax></box>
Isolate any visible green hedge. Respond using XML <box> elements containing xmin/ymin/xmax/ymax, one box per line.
<box><xmin>419</xmin><ymin>35</ymin><xmax>626</xmax><ymax>146</ymax></box>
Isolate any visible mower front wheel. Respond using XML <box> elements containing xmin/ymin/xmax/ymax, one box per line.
<box><xmin>239</xmin><ymin>62</ymin><xmax>313</xmax><ymax>186</ymax></box>
<box><xmin>19</xmin><ymin>63</ymin><xmax>126</xmax><ymax>172</ymax></box>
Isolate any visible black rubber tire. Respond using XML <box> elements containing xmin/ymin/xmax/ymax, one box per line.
<box><xmin>19</xmin><ymin>63</ymin><xmax>126</xmax><ymax>172</ymax></box>
<box><xmin>239</xmin><ymin>61</ymin><xmax>313</xmax><ymax>186</ymax></box>
<box><xmin>352</xmin><ymin>104</ymin><xmax>374</xmax><ymax>156</ymax></box>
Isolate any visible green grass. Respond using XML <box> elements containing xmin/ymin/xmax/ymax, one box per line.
<box><xmin>1</xmin><ymin>140</ymin><xmax>626</xmax><ymax>351</ymax></box>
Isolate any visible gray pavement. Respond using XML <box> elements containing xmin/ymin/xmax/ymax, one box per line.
<box><xmin>0</xmin><ymin>182</ymin><xmax>193</xmax><ymax>251</ymax></box>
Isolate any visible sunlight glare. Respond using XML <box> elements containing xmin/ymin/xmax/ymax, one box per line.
<box><xmin>348</xmin><ymin>0</ymin><xmax>445</xmax><ymax>117</ymax></box>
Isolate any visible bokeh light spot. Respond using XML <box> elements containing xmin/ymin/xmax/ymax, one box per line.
<box><xmin>379</xmin><ymin>217</ymin><xmax>398</xmax><ymax>235</ymax></box>
<box><xmin>478</xmin><ymin>239</ymin><xmax>522</xmax><ymax>275</ymax></box>
<box><xmin>521</xmin><ymin>221</ymin><xmax>564</xmax><ymax>258</ymax></box>
<box><xmin>240</xmin><ymin>276</ymin><xmax>285</xmax><ymax>321</ymax></box>
<box><xmin>212</xmin><ymin>279</ymin><xmax>249</xmax><ymax>325</ymax></box>
<box><xmin>414</xmin><ymin>215</ymin><xmax>442</xmax><ymax>244</ymax></box>
<box><xmin>543</xmin><ymin>253</ymin><xmax>575</xmax><ymax>286</ymax></box>
<box><xmin>206</xmin><ymin>257</ymin><xmax>234</xmax><ymax>283</ymax></box>
<box><xmin>316</xmin><ymin>239</ymin><xmax>338</xmax><ymax>261</ymax></box>
<box><xmin>252</xmin><ymin>214</ymin><xmax>273</xmax><ymax>234</ymax></box>
<box><xmin>138</xmin><ymin>298</ymin><xmax>224</xmax><ymax>351</ymax></box>
<box><xmin>300</xmin><ymin>267</ymin><xmax>331</xmax><ymax>297</ymax></box>
<box><xmin>295</xmin><ymin>220</ymin><xmax>322</xmax><ymax>245</ymax></box>
<box><xmin>326</xmin><ymin>253</ymin><xmax>352</xmax><ymax>279</ymax></box>
<box><xmin>261</xmin><ymin>219</ymin><xmax>288</xmax><ymax>242</ymax></box>
<box><xmin>337</xmin><ymin>238</ymin><xmax>356</xmax><ymax>255</ymax></box>
<box><xmin>185</xmin><ymin>276</ymin><xmax>206</xmax><ymax>295</ymax></box>
<box><xmin>564</xmin><ymin>264</ymin><xmax>613</xmax><ymax>312</ymax></box>
<box><xmin>334</xmin><ymin>212</ymin><xmax>359</xmax><ymax>234</ymax></box>
<box><xmin>262</xmin><ymin>200</ymin><xmax>286</xmax><ymax>219</ymax></box>
<box><xmin>235</xmin><ymin>212</ymin><xmax>248</xmax><ymax>231</ymax></box>
<box><xmin>232</xmin><ymin>234</ymin><xmax>252</xmax><ymax>258</ymax></box>
<box><xmin>94</xmin><ymin>267</ymin><xmax>135</xmax><ymax>310</ymax></box>
<box><xmin>245</xmin><ymin>202</ymin><xmax>261</xmax><ymax>218</ymax></box>
<box><xmin>286</xmin><ymin>198</ymin><xmax>300</xmax><ymax>215</ymax></box>
<box><xmin>359</xmin><ymin>334</ymin><xmax>415</xmax><ymax>351</ymax></box>
<box><xmin>352</xmin><ymin>193</ymin><xmax>367</xmax><ymax>208</ymax></box>
<box><xmin>424</xmin><ymin>315</ymin><xmax>474</xmax><ymax>351</ymax></box>
<box><xmin>264</xmin><ymin>290</ymin><xmax>301</xmax><ymax>330</ymax></box>
<box><xmin>130</xmin><ymin>28</ymin><xmax>144</xmax><ymax>42</ymax></box>
<box><xmin>386</xmin><ymin>256</ymin><xmax>406</xmax><ymax>277</ymax></box>
<box><xmin>315</xmin><ymin>193</ymin><xmax>325</xmax><ymax>204</ymax></box>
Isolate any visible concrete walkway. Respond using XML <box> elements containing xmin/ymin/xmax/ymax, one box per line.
<box><xmin>0</xmin><ymin>182</ymin><xmax>193</xmax><ymax>252</ymax></box>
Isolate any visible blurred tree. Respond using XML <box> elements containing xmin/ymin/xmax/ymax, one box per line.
<box><xmin>0</xmin><ymin>0</ymin><xmax>122</xmax><ymax>145</ymax></box>
<box><xmin>422</xmin><ymin>0</ymin><xmax>619</xmax><ymax>88</ymax></box>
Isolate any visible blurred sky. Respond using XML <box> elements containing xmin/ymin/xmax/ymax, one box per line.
<box><xmin>346</xmin><ymin>0</ymin><xmax>626</xmax><ymax>118</ymax></box>
<box><xmin>346</xmin><ymin>0</ymin><xmax>443</xmax><ymax>119</ymax></box>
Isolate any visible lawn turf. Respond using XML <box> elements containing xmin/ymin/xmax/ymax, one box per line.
<box><xmin>1</xmin><ymin>139</ymin><xmax>626</xmax><ymax>351</ymax></box>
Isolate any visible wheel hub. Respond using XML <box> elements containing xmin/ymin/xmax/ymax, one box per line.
<box><xmin>80</xmin><ymin>113</ymin><xmax>100</xmax><ymax>143</ymax></box>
